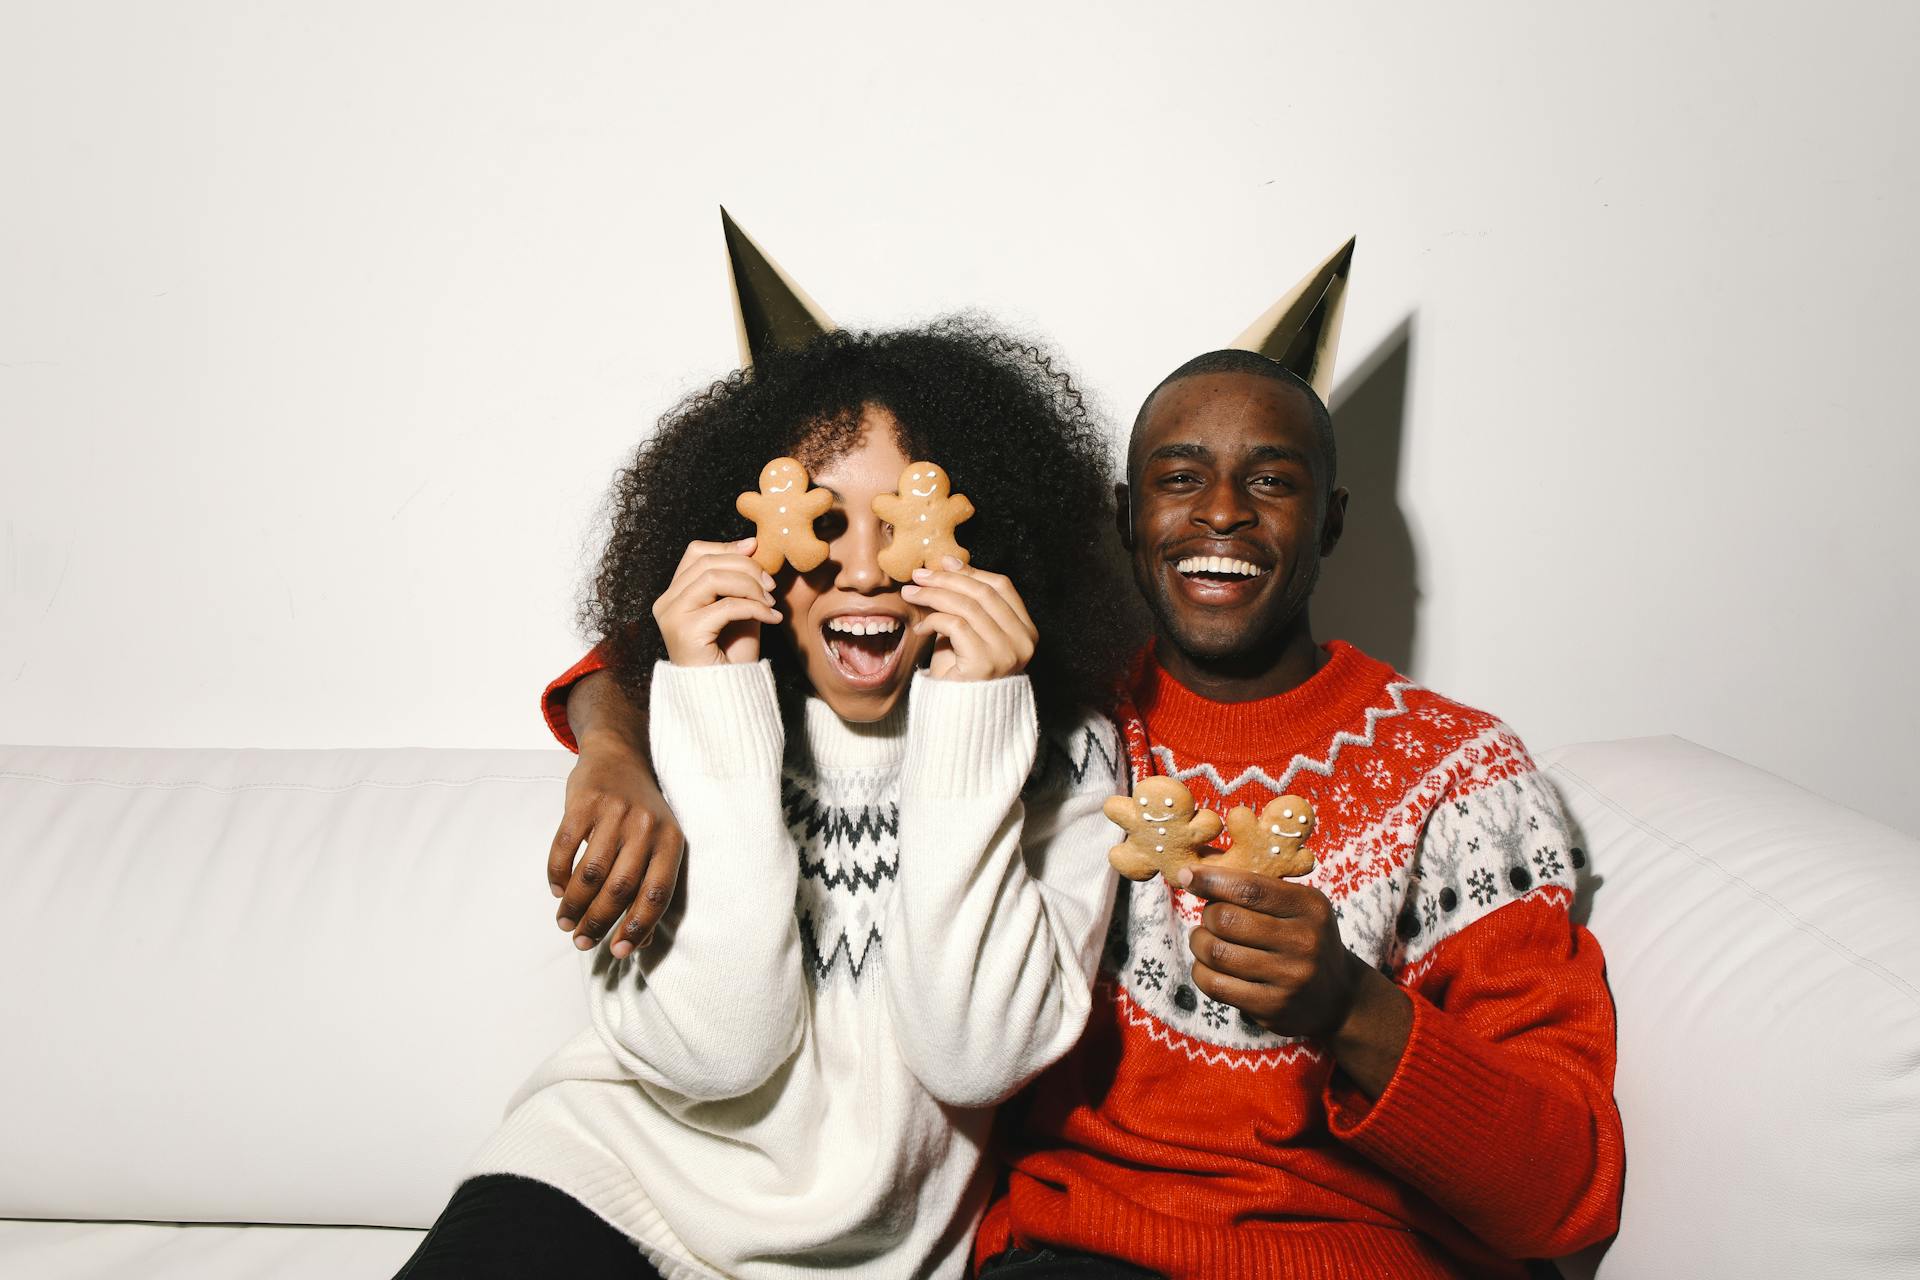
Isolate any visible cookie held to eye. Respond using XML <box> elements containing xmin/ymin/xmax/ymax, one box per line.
<box><xmin>736</xmin><ymin>457</ymin><xmax>833</xmax><ymax>574</ymax></box>
<box><xmin>872</xmin><ymin>462</ymin><xmax>974</xmax><ymax>582</ymax></box>
<box><xmin>1102</xmin><ymin>777</ymin><xmax>1224</xmax><ymax>883</ymax></box>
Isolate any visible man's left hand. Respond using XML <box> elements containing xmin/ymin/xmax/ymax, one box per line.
<box><xmin>1179</xmin><ymin>863</ymin><xmax>1415</xmax><ymax>1099</ymax></box>
<box><xmin>1178</xmin><ymin>865</ymin><xmax>1361</xmax><ymax>1039</ymax></box>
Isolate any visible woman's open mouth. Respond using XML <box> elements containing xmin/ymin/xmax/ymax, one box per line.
<box><xmin>822</xmin><ymin>615</ymin><xmax>907</xmax><ymax>688</ymax></box>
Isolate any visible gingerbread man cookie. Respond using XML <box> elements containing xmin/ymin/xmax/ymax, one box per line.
<box><xmin>1219</xmin><ymin>795</ymin><xmax>1317</xmax><ymax>879</ymax></box>
<box><xmin>873</xmin><ymin>462</ymin><xmax>974</xmax><ymax>582</ymax></box>
<box><xmin>736</xmin><ymin>457</ymin><xmax>833</xmax><ymax>575</ymax></box>
<box><xmin>1103</xmin><ymin>776</ymin><xmax>1224</xmax><ymax>882</ymax></box>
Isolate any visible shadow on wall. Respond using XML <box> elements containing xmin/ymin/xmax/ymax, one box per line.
<box><xmin>1315</xmin><ymin>316</ymin><xmax>1420</xmax><ymax>673</ymax></box>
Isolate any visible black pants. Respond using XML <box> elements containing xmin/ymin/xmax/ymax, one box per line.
<box><xmin>978</xmin><ymin>1247</ymin><xmax>1164</xmax><ymax>1279</ymax></box>
<box><xmin>394</xmin><ymin>1174</ymin><xmax>664</xmax><ymax>1279</ymax></box>
<box><xmin>396</xmin><ymin>1175</ymin><xmax>1164</xmax><ymax>1280</ymax></box>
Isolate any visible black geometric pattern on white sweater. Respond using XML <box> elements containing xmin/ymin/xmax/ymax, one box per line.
<box><xmin>781</xmin><ymin>778</ymin><xmax>900</xmax><ymax>849</ymax></box>
<box><xmin>798</xmin><ymin>847</ymin><xmax>899</xmax><ymax>892</ymax></box>
<box><xmin>1027</xmin><ymin>720</ymin><xmax>1125</xmax><ymax>797</ymax></box>
<box><xmin>784</xmin><ymin>773</ymin><xmax>900</xmax><ymax>987</ymax></box>
<box><xmin>798</xmin><ymin>913</ymin><xmax>883</xmax><ymax>983</ymax></box>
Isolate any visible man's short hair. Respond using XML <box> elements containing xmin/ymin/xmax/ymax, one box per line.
<box><xmin>1129</xmin><ymin>348</ymin><xmax>1337</xmax><ymax>501</ymax></box>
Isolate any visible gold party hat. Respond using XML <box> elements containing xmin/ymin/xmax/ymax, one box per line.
<box><xmin>1229</xmin><ymin>237</ymin><xmax>1355</xmax><ymax>399</ymax></box>
<box><xmin>720</xmin><ymin>207</ymin><xmax>837</xmax><ymax>366</ymax></box>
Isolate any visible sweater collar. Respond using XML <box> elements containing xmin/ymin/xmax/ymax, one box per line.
<box><xmin>798</xmin><ymin>695</ymin><xmax>909</xmax><ymax>773</ymax></box>
<box><xmin>1131</xmin><ymin>639</ymin><xmax>1399</xmax><ymax>764</ymax></box>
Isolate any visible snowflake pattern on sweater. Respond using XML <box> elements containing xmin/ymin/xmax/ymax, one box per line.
<box><xmin>1103</xmin><ymin>655</ymin><xmax>1579</xmax><ymax>1064</ymax></box>
<box><xmin>979</xmin><ymin>643</ymin><xmax>1624</xmax><ymax>1277</ymax></box>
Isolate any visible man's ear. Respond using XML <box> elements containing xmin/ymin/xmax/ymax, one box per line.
<box><xmin>1114</xmin><ymin>482</ymin><xmax>1134</xmax><ymax>551</ymax></box>
<box><xmin>1319</xmin><ymin>487</ymin><xmax>1349</xmax><ymax>557</ymax></box>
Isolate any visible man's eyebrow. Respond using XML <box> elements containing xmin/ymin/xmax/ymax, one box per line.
<box><xmin>1246</xmin><ymin>444</ymin><xmax>1311</xmax><ymax>466</ymax></box>
<box><xmin>1144</xmin><ymin>442</ymin><xmax>1210</xmax><ymax>464</ymax></box>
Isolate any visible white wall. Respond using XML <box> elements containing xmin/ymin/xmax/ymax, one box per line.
<box><xmin>4</xmin><ymin>0</ymin><xmax>1916</xmax><ymax>835</ymax></box>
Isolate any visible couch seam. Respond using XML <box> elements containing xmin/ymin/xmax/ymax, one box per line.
<box><xmin>0</xmin><ymin>771</ymin><xmax>563</xmax><ymax>795</ymax></box>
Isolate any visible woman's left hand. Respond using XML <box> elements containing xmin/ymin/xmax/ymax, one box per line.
<box><xmin>902</xmin><ymin>556</ymin><xmax>1038</xmax><ymax>682</ymax></box>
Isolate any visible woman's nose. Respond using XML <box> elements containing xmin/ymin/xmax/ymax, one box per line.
<box><xmin>832</xmin><ymin>515</ymin><xmax>890</xmax><ymax>594</ymax></box>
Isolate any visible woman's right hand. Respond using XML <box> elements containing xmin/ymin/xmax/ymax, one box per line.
<box><xmin>651</xmin><ymin>537</ymin><xmax>782</xmax><ymax>666</ymax></box>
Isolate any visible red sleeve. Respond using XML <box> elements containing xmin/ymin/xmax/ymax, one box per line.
<box><xmin>1323</xmin><ymin>895</ymin><xmax>1625</xmax><ymax>1260</ymax></box>
<box><xmin>542</xmin><ymin>646</ymin><xmax>611</xmax><ymax>753</ymax></box>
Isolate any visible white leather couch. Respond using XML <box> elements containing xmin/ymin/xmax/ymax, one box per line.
<box><xmin>2</xmin><ymin>737</ymin><xmax>1916</xmax><ymax>1278</ymax></box>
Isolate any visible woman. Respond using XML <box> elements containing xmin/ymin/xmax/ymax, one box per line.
<box><xmin>399</xmin><ymin>320</ymin><xmax>1134</xmax><ymax>1278</ymax></box>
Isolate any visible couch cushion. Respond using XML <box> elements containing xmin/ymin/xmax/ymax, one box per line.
<box><xmin>1539</xmin><ymin>736</ymin><xmax>1920</xmax><ymax>1279</ymax></box>
<box><xmin>0</xmin><ymin>746</ymin><xmax>584</xmax><ymax>1229</ymax></box>
<box><xmin>0</xmin><ymin>1219</ymin><xmax>422</xmax><ymax>1279</ymax></box>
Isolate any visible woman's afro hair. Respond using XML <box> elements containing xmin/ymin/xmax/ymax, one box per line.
<box><xmin>583</xmin><ymin>316</ymin><xmax>1140</xmax><ymax>723</ymax></box>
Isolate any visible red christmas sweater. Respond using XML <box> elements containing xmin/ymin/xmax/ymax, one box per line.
<box><xmin>541</xmin><ymin>641</ymin><xmax>1625</xmax><ymax>1277</ymax></box>
<box><xmin>974</xmin><ymin>641</ymin><xmax>1624</xmax><ymax>1278</ymax></box>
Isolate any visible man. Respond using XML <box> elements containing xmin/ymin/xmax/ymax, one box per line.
<box><xmin>968</xmin><ymin>343</ymin><xmax>1623</xmax><ymax>1277</ymax></box>
<box><xmin>540</xmin><ymin>227</ymin><xmax>1624</xmax><ymax>1276</ymax></box>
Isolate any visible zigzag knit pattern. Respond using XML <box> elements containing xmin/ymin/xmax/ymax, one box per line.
<box><xmin>1145</xmin><ymin>677</ymin><xmax>1419</xmax><ymax>797</ymax></box>
<box><xmin>783</xmin><ymin>778</ymin><xmax>901</xmax><ymax>850</ymax></box>
<box><xmin>1029</xmin><ymin>720</ymin><xmax>1129</xmax><ymax>796</ymax></box>
<box><xmin>781</xmin><ymin>718</ymin><xmax>1120</xmax><ymax>986</ymax></box>
<box><xmin>783</xmin><ymin>771</ymin><xmax>900</xmax><ymax>987</ymax></box>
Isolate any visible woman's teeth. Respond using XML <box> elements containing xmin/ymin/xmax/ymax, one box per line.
<box><xmin>1176</xmin><ymin>556</ymin><xmax>1266</xmax><ymax>578</ymax></box>
<box><xmin>825</xmin><ymin>617</ymin><xmax>901</xmax><ymax>637</ymax></box>
<box><xmin>823</xmin><ymin>615</ymin><xmax>905</xmax><ymax>682</ymax></box>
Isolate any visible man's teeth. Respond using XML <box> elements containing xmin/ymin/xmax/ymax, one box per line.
<box><xmin>1176</xmin><ymin>556</ymin><xmax>1266</xmax><ymax>578</ymax></box>
<box><xmin>825</xmin><ymin>617</ymin><xmax>901</xmax><ymax>637</ymax></box>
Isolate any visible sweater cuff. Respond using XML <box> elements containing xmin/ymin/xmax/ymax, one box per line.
<box><xmin>1324</xmin><ymin>992</ymin><xmax>1511</xmax><ymax>1188</ymax></box>
<box><xmin>900</xmin><ymin>671</ymin><xmax>1038</xmax><ymax>799</ymax></box>
<box><xmin>648</xmin><ymin>660</ymin><xmax>785</xmax><ymax>779</ymax></box>
<box><xmin>541</xmin><ymin>646</ymin><xmax>611</xmax><ymax>753</ymax></box>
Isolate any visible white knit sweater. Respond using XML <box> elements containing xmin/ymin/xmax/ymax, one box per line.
<box><xmin>473</xmin><ymin>661</ymin><xmax>1124</xmax><ymax>1279</ymax></box>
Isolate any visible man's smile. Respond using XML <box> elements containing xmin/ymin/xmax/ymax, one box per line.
<box><xmin>1164</xmin><ymin>545</ymin><xmax>1274</xmax><ymax>608</ymax></box>
<box><xmin>1174</xmin><ymin>554</ymin><xmax>1267</xmax><ymax>579</ymax></box>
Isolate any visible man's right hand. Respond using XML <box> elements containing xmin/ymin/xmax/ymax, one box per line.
<box><xmin>548</xmin><ymin>737</ymin><xmax>685</xmax><ymax>957</ymax></box>
<box><xmin>545</xmin><ymin>667</ymin><xmax>684</xmax><ymax>958</ymax></box>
